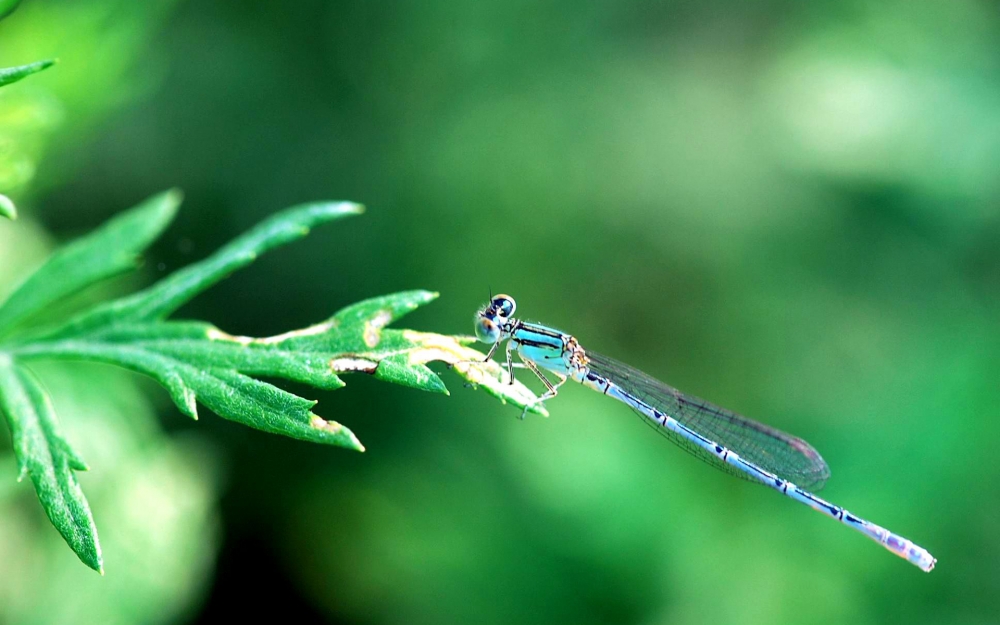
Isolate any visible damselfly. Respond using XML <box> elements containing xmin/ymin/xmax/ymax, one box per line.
<box><xmin>474</xmin><ymin>294</ymin><xmax>936</xmax><ymax>572</ymax></box>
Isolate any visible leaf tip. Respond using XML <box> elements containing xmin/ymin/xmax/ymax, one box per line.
<box><xmin>411</xmin><ymin>290</ymin><xmax>440</xmax><ymax>307</ymax></box>
<box><xmin>68</xmin><ymin>456</ymin><xmax>90</xmax><ymax>472</ymax></box>
<box><xmin>0</xmin><ymin>193</ymin><xmax>16</xmax><ymax>220</ymax></box>
<box><xmin>342</xmin><ymin>428</ymin><xmax>366</xmax><ymax>452</ymax></box>
<box><xmin>309</xmin><ymin>414</ymin><xmax>365</xmax><ymax>451</ymax></box>
<box><xmin>164</xmin><ymin>187</ymin><xmax>184</xmax><ymax>206</ymax></box>
<box><xmin>423</xmin><ymin>371</ymin><xmax>449</xmax><ymax>395</ymax></box>
<box><xmin>183</xmin><ymin>390</ymin><xmax>199</xmax><ymax>420</ymax></box>
<box><xmin>75</xmin><ymin>534</ymin><xmax>103</xmax><ymax>574</ymax></box>
<box><xmin>530</xmin><ymin>403</ymin><xmax>550</xmax><ymax>418</ymax></box>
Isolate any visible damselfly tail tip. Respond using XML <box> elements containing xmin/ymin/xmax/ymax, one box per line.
<box><xmin>905</xmin><ymin>544</ymin><xmax>936</xmax><ymax>572</ymax></box>
<box><xmin>920</xmin><ymin>553</ymin><xmax>937</xmax><ymax>573</ymax></box>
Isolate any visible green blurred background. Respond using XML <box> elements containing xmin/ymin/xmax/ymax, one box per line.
<box><xmin>1</xmin><ymin>0</ymin><xmax>998</xmax><ymax>623</ymax></box>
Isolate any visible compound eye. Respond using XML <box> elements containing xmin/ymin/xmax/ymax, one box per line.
<box><xmin>492</xmin><ymin>294</ymin><xmax>516</xmax><ymax>317</ymax></box>
<box><xmin>474</xmin><ymin>317</ymin><xmax>500</xmax><ymax>344</ymax></box>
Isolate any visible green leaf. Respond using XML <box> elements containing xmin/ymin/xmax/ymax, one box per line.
<box><xmin>11</xmin><ymin>291</ymin><xmax>545</xmax><ymax>452</ymax></box>
<box><xmin>0</xmin><ymin>59</ymin><xmax>56</xmax><ymax>89</ymax></box>
<box><xmin>0</xmin><ymin>200</ymin><xmax>547</xmax><ymax>572</ymax></box>
<box><xmin>191</xmin><ymin>369</ymin><xmax>360</xmax><ymax>447</ymax></box>
<box><xmin>0</xmin><ymin>190</ymin><xmax>181</xmax><ymax>338</ymax></box>
<box><xmin>0</xmin><ymin>355</ymin><xmax>102</xmax><ymax>573</ymax></box>
<box><xmin>10</xmin><ymin>340</ymin><xmax>363</xmax><ymax>450</ymax></box>
<box><xmin>194</xmin><ymin>289</ymin><xmax>546</xmax><ymax>413</ymax></box>
<box><xmin>0</xmin><ymin>0</ymin><xmax>22</xmax><ymax>21</ymax></box>
<box><xmin>71</xmin><ymin>321</ymin><xmax>347</xmax><ymax>391</ymax></box>
<box><xmin>51</xmin><ymin>201</ymin><xmax>364</xmax><ymax>338</ymax></box>
<box><xmin>386</xmin><ymin>328</ymin><xmax>549</xmax><ymax>417</ymax></box>
<box><xmin>0</xmin><ymin>193</ymin><xmax>15</xmax><ymax>220</ymax></box>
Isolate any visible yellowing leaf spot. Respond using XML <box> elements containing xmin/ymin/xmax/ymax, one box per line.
<box><xmin>400</xmin><ymin>330</ymin><xmax>548</xmax><ymax>416</ymax></box>
<box><xmin>207</xmin><ymin>320</ymin><xmax>336</xmax><ymax>345</ymax></box>
<box><xmin>310</xmin><ymin>414</ymin><xmax>342</xmax><ymax>433</ymax></box>
<box><xmin>363</xmin><ymin>309</ymin><xmax>393</xmax><ymax>347</ymax></box>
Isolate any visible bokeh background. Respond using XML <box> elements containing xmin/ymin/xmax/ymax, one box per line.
<box><xmin>2</xmin><ymin>1</ymin><xmax>999</xmax><ymax>623</ymax></box>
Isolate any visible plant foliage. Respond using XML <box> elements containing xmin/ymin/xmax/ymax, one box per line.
<box><xmin>0</xmin><ymin>191</ymin><xmax>543</xmax><ymax>573</ymax></box>
<box><xmin>0</xmin><ymin>0</ymin><xmax>57</xmax><ymax>220</ymax></box>
<box><xmin>0</xmin><ymin>0</ymin><xmax>21</xmax><ymax>21</ymax></box>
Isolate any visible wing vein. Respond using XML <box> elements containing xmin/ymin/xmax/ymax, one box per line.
<box><xmin>586</xmin><ymin>351</ymin><xmax>830</xmax><ymax>489</ymax></box>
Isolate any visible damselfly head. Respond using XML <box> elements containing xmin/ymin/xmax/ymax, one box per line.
<box><xmin>474</xmin><ymin>294</ymin><xmax>517</xmax><ymax>344</ymax></box>
<box><xmin>490</xmin><ymin>294</ymin><xmax>516</xmax><ymax>318</ymax></box>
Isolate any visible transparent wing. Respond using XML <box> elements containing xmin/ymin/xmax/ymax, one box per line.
<box><xmin>587</xmin><ymin>351</ymin><xmax>830</xmax><ymax>490</ymax></box>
